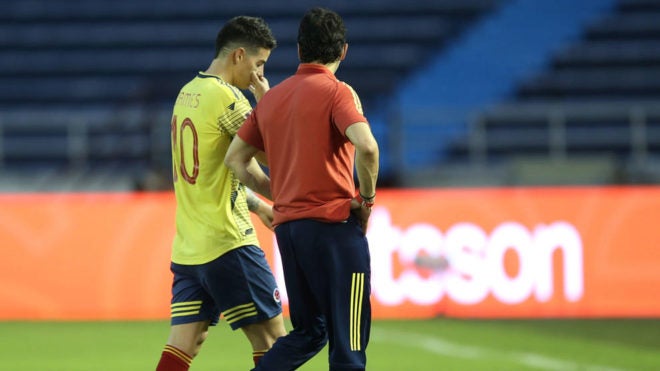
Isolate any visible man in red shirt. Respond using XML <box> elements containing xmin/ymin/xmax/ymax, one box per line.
<box><xmin>225</xmin><ymin>7</ymin><xmax>379</xmax><ymax>371</ymax></box>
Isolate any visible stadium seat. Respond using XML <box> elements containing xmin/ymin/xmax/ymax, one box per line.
<box><xmin>0</xmin><ymin>0</ymin><xmax>502</xmax><ymax>186</ymax></box>
<box><xmin>516</xmin><ymin>0</ymin><xmax>660</xmax><ymax>102</ymax></box>
<box><xmin>440</xmin><ymin>0</ymin><xmax>660</xmax><ymax>186</ymax></box>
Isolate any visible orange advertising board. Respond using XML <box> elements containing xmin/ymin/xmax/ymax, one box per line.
<box><xmin>1</xmin><ymin>187</ymin><xmax>659</xmax><ymax>320</ymax></box>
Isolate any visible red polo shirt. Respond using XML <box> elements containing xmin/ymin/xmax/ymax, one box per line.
<box><xmin>238</xmin><ymin>63</ymin><xmax>368</xmax><ymax>226</ymax></box>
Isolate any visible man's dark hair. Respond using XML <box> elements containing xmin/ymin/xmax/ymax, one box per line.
<box><xmin>215</xmin><ymin>16</ymin><xmax>276</xmax><ymax>57</ymax></box>
<box><xmin>298</xmin><ymin>8</ymin><xmax>346</xmax><ymax>64</ymax></box>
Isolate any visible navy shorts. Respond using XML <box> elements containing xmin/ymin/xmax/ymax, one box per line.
<box><xmin>169</xmin><ymin>245</ymin><xmax>282</xmax><ymax>330</ymax></box>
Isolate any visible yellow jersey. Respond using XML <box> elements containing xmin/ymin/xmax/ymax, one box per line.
<box><xmin>170</xmin><ymin>72</ymin><xmax>259</xmax><ymax>265</ymax></box>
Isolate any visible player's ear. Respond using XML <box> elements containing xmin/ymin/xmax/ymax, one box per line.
<box><xmin>297</xmin><ymin>44</ymin><xmax>301</xmax><ymax>61</ymax></box>
<box><xmin>340</xmin><ymin>43</ymin><xmax>348</xmax><ymax>61</ymax></box>
<box><xmin>233</xmin><ymin>47</ymin><xmax>246</xmax><ymax>64</ymax></box>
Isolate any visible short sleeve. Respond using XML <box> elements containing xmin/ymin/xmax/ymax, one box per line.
<box><xmin>218</xmin><ymin>89</ymin><xmax>252</xmax><ymax>137</ymax></box>
<box><xmin>237</xmin><ymin>109</ymin><xmax>265</xmax><ymax>151</ymax></box>
<box><xmin>332</xmin><ymin>82</ymin><xmax>368</xmax><ymax>135</ymax></box>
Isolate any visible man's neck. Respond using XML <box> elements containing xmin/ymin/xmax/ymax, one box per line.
<box><xmin>304</xmin><ymin>60</ymin><xmax>341</xmax><ymax>74</ymax></box>
<box><xmin>205</xmin><ymin>58</ymin><xmax>232</xmax><ymax>85</ymax></box>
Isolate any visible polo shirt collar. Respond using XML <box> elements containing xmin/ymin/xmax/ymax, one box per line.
<box><xmin>296</xmin><ymin>63</ymin><xmax>335</xmax><ymax>77</ymax></box>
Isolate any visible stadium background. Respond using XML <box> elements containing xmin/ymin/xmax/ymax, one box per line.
<box><xmin>1</xmin><ymin>0</ymin><xmax>659</xmax><ymax>370</ymax></box>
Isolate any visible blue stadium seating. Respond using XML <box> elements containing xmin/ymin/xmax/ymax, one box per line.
<box><xmin>8</xmin><ymin>0</ymin><xmax>657</xmax><ymax>187</ymax></box>
<box><xmin>440</xmin><ymin>0</ymin><xmax>660</xmax><ymax>185</ymax></box>
<box><xmin>517</xmin><ymin>0</ymin><xmax>660</xmax><ymax>101</ymax></box>
<box><xmin>1</xmin><ymin>0</ymin><xmax>498</xmax><ymax>106</ymax></box>
<box><xmin>0</xmin><ymin>0</ymin><xmax>501</xmax><ymax>188</ymax></box>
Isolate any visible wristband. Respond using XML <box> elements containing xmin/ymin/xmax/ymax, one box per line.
<box><xmin>358</xmin><ymin>192</ymin><xmax>375</xmax><ymax>208</ymax></box>
<box><xmin>359</xmin><ymin>192</ymin><xmax>375</xmax><ymax>202</ymax></box>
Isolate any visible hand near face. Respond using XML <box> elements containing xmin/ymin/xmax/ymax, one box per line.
<box><xmin>249</xmin><ymin>71</ymin><xmax>270</xmax><ymax>102</ymax></box>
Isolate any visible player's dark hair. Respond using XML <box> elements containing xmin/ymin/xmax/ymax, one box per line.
<box><xmin>215</xmin><ymin>16</ymin><xmax>276</xmax><ymax>57</ymax></box>
<box><xmin>298</xmin><ymin>7</ymin><xmax>346</xmax><ymax>64</ymax></box>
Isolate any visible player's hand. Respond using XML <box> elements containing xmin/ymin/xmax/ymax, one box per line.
<box><xmin>256</xmin><ymin>204</ymin><xmax>274</xmax><ymax>231</ymax></box>
<box><xmin>350</xmin><ymin>198</ymin><xmax>371</xmax><ymax>235</ymax></box>
<box><xmin>249</xmin><ymin>71</ymin><xmax>269</xmax><ymax>102</ymax></box>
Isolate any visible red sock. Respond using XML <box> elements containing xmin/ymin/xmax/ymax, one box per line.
<box><xmin>252</xmin><ymin>350</ymin><xmax>267</xmax><ymax>366</ymax></box>
<box><xmin>156</xmin><ymin>345</ymin><xmax>192</xmax><ymax>371</ymax></box>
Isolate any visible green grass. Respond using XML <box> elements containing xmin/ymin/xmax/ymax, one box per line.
<box><xmin>0</xmin><ymin>319</ymin><xmax>658</xmax><ymax>370</ymax></box>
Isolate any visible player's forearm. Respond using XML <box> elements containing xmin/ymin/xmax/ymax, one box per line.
<box><xmin>245</xmin><ymin>185</ymin><xmax>274</xmax><ymax>230</ymax></box>
<box><xmin>355</xmin><ymin>142</ymin><xmax>379</xmax><ymax>200</ymax></box>
<box><xmin>240</xmin><ymin>160</ymin><xmax>272</xmax><ymax>201</ymax></box>
<box><xmin>254</xmin><ymin>151</ymin><xmax>269</xmax><ymax>167</ymax></box>
<box><xmin>225</xmin><ymin>137</ymin><xmax>272</xmax><ymax>200</ymax></box>
<box><xmin>226</xmin><ymin>162</ymin><xmax>271</xmax><ymax>200</ymax></box>
<box><xmin>245</xmin><ymin>188</ymin><xmax>260</xmax><ymax>212</ymax></box>
<box><xmin>345</xmin><ymin>122</ymin><xmax>379</xmax><ymax>200</ymax></box>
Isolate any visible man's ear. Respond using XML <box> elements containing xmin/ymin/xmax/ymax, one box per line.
<box><xmin>233</xmin><ymin>47</ymin><xmax>246</xmax><ymax>64</ymax></box>
<box><xmin>340</xmin><ymin>43</ymin><xmax>348</xmax><ymax>61</ymax></box>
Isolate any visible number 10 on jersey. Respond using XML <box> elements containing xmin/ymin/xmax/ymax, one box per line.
<box><xmin>171</xmin><ymin>115</ymin><xmax>199</xmax><ymax>185</ymax></box>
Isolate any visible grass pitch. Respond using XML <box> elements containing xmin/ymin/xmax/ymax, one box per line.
<box><xmin>0</xmin><ymin>318</ymin><xmax>658</xmax><ymax>370</ymax></box>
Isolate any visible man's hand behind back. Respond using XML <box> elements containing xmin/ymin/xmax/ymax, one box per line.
<box><xmin>350</xmin><ymin>198</ymin><xmax>371</xmax><ymax>235</ymax></box>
